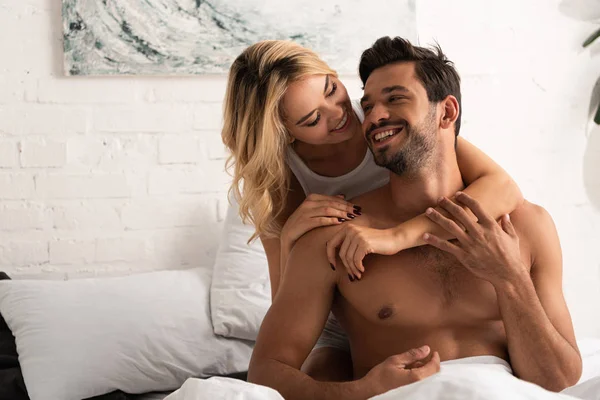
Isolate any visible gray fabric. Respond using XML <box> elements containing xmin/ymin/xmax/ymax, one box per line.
<box><xmin>314</xmin><ymin>312</ymin><xmax>350</xmax><ymax>352</ymax></box>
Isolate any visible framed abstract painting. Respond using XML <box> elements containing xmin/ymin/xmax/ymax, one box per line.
<box><xmin>62</xmin><ymin>0</ymin><xmax>417</xmax><ymax>76</ymax></box>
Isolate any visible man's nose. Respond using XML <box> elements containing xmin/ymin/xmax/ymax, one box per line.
<box><xmin>368</xmin><ymin>103</ymin><xmax>390</xmax><ymax>124</ymax></box>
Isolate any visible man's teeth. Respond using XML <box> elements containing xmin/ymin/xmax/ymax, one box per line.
<box><xmin>333</xmin><ymin>111</ymin><xmax>348</xmax><ymax>130</ymax></box>
<box><xmin>374</xmin><ymin>129</ymin><xmax>398</xmax><ymax>142</ymax></box>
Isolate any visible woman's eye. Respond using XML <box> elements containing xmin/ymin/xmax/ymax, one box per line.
<box><xmin>327</xmin><ymin>82</ymin><xmax>338</xmax><ymax>97</ymax></box>
<box><xmin>307</xmin><ymin>113</ymin><xmax>321</xmax><ymax>127</ymax></box>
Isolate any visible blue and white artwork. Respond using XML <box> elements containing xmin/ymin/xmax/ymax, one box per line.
<box><xmin>62</xmin><ymin>0</ymin><xmax>417</xmax><ymax>75</ymax></box>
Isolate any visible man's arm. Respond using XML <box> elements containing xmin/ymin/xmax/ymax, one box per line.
<box><xmin>494</xmin><ymin>205</ymin><xmax>581</xmax><ymax>391</ymax></box>
<box><xmin>422</xmin><ymin>194</ymin><xmax>582</xmax><ymax>391</ymax></box>
<box><xmin>248</xmin><ymin>229</ymin><xmax>377</xmax><ymax>400</ymax></box>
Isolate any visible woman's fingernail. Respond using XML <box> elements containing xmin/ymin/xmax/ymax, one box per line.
<box><xmin>456</xmin><ymin>191</ymin><xmax>463</xmax><ymax>197</ymax></box>
<box><xmin>347</xmin><ymin>213</ymin><xmax>355</xmax><ymax>219</ymax></box>
<box><xmin>438</xmin><ymin>197</ymin><xmax>445</xmax><ymax>203</ymax></box>
<box><xmin>426</xmin><ymin>208</ymin><xmax>433</xmax><ymax>214</ymax></box>
<box><xmin>353</xmin><ymin>205</ymin><xmax>362</xmax><ymax>212</ymax></box>
<box><xmin>330</xmin><ymin>263</ymin><xmax>336</xmax><ymax>271</ymax></box>
<box><xmin>423</xmin><ymin>233</ymin><xmax>430</xmax><ymax>240</ymax></box>
<box><xmin>348</xmin><ymin>274</ymin><xmax>354</xmax><ymax>282</ymax></box>
<box><xmin>338</xmin><ymin>218</ymin><xmax>346</xmax><ymax>222</ymax></box>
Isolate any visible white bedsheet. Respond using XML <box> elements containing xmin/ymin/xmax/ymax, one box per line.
<box><xmin>164</xmin><ymin>377</ymin><xmax>282</xmax><ymax>400</ymax></box>
<box><xmin>163</xmin><ymin>350</ymin><xmax>600</xmax><ymax>400</ymax></box>
<box><xmin>371</xmin><ymin>357</ymin><xmax>598</xmax><ymax>400</ymax></box>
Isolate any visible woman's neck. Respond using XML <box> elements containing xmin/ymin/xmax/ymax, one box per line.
<box><xmin>292</xmin><ymin>124</ymin><xmax>367</xmax><ymax>178</ymax></box>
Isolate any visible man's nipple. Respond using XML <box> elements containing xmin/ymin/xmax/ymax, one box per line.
<box><xmin>378</xmin><ymin>306</ymin><xmax>395</xmax><ymax>320</ymax></box>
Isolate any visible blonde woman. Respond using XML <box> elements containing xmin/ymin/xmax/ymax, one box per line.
<box><xmin>221</xmin><ymin>40</ymin><xmax>523</xmax><ymax>380</ymax></box>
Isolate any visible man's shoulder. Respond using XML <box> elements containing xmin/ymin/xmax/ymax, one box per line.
<box><xmin>509</xmin><ymin>200</ymin><xmax>558</xmax><ymax>250</ymax></box>
<box><xmin>509</xmin><ymin>200</ymin><xmax>554</xmax><ymax>231</ymax></box>
<box><xmin>294</xmin><ymin>224</ymin><xmax>344</xmax><ymax>254</ymax></box>
<box><xmin>348</xmin><ymin>184</ymin><xmax>389</xmax><ymax>209</ymax></box>
<box><xmin>285</xmin><ymin>226</ymin><xmax>342</xmax><ymax>285</ymax></box>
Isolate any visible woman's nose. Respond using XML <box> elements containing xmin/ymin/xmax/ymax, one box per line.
<box><xmin>326</xmin><ymin>102</ymin><xmax>344</xmax><ymax>121</ymax></box>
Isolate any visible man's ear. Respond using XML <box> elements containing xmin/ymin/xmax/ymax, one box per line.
<box><xmin>439</xmin><ymin>95</ymin><xmax>459</xmax><ymax>130</ymax></box>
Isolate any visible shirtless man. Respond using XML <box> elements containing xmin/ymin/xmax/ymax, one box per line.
<box><xmin>247</xmin><ymin>36</ymin><xmax>582</xmax><ymax>399</ymax></box>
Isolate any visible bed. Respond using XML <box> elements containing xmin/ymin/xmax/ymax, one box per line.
<box><xmin>1</xmin><ymin>197</ymin><xmax>598</xmax><ymax>400</ymax></box>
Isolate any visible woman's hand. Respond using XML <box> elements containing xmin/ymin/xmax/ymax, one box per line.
<box><xmin>280</xmin><ymin>193</ymin><xmax>360</xmax><ymax>252</ymax></box>
<box><xmin>326</xmin><ymin>224</ymin><xmax>407</xmax><ymax>280</ymax></box>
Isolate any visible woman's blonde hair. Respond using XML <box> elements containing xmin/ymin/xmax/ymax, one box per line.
<box><xmin>222</xmin><ymin>40</ymin><xmax>336</xmax><ymax>241</ymax></box>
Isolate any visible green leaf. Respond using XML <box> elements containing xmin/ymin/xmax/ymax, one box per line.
<box><xmin>583</xmin><ymin>28</ymin><xmax>600</xmax><ymax>48</ymax></box>
<box><xmin>595</xmin><ymin>101</ymin><xmax>600</xmax><ymax>125</ymax></box>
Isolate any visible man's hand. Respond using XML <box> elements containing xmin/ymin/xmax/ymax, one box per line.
<box><xmin>422</xmin><ymin>192</ymin><xmax>527</xmax><ymax>286</ymax></box>
<box><xmin>363</xmin><ymin>346</ymin><xmax>441</xmax><ymax>395</ymax></box>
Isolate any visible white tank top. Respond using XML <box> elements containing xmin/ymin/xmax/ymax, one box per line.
<box><xmin>286</xmin><ymin>99</ymin><xmax>390</xmax><ymax>200</ymax></box>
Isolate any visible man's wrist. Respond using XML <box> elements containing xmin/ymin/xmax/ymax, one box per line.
<box><xmin>492</xmin><ymin>264</ymin><xmax>531</xmax><ymax>295</ymax></box>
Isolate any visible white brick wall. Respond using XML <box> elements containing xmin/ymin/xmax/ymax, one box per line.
<box><xmin>0</xmin><ymin>0</ymin><xmax>229</xmax><ymax>280</ymax></box>
<box><xmin>20</xmin><ymin>139</ymin><xmax>67</xmax><ymax>168</ymax></box>
<box><xmin>0</xmin><ymin>0</ymin><xmax>599</xmax><ymax>337</ymax></box>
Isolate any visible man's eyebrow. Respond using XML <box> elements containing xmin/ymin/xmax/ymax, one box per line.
<box><xmin>295</xmin><ymin>76</ymin><xmax>328</xmax><ymax>125</ymax></box>
<box><xmin>382</xmin><ymin>85</ymin><xmax>410</xmax><ymax>94</ymax></box>
<box><xmin>361</xmin><ymin>85</ymin><xmax>410</xmax><ymax>106</ymax></box>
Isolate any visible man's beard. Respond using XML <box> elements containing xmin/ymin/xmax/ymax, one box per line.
<box><xmin>369</xmin><ymin>109</ymin><xmax>437</xmax><ymax>177</ymax></box>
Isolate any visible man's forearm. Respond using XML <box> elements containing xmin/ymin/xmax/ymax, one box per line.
<box><xmin>249</xmin><ymin>358</ymin><xmax>376</xmax><ymax>400</ymax></box>
<box><xmin>495</xmin><ymin>272</ymin><xmax>581</xmax><ymax>391</ymax></box>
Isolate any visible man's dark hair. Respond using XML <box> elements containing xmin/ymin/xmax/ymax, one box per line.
<box><xmin>359</xmin><ymin>36</ymin><xmax>462</xmax><ymax>136</ymax></box>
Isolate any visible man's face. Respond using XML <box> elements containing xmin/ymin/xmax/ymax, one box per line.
<box><xmin>360</xmin><ymin>62</ymin><xmax>438</xmax><ymax>176</ymax></box>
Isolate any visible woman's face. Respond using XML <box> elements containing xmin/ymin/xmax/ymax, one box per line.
<box><xmin>280</xmin><ymin>74</ymin><xmax>360</xmax><ymax>146</ymax></box>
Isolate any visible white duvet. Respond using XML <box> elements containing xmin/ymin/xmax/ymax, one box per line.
<box><xmin>164</xmin><ymin>340</ymin><xmax>600</xmax><ymax>400</ymax></box>
<box><xmin>163</xmin><ymin>370</ymin><xmax>599</xmax><ymax>400</ymax></box>
<box><xmin>164</xmin><ymin>370</ymin><xmax>599</xmax><ymax>400</ymax></box>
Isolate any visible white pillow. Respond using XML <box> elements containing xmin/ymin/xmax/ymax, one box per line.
<box><xmin>0</xmin><ymin>268</ymin><xmax>253</xmax><ymax>400</ymax></box>
<box><xmin>210</xmin><ymin>195</ymin><xmax>271</xmax><ymax>341</ymax></box>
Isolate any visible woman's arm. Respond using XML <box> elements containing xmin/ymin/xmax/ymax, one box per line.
<box><xmin>260</xmin><ymin>175</ymin><xmax>357</xmax><ymax>299</ymax></box>
<box><xmin>261</xmin><ymin>176</ymin><xmax>304</xmax><ymax>300</ymax></box>
<box><xmin>327</xmin><ymin>137</ymin><xmax>525</xmax><ymax>279</ymax></box>
<box><xmin>394</xmin><ymin>136</ymin><xmax>523</xmax><ymax>249</ymax></box>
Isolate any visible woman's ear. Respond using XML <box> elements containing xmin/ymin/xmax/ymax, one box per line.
<box><xmin>440</xmin><ymin>95</ymin><xmax>459</xmax><ymax>130</ymax></box>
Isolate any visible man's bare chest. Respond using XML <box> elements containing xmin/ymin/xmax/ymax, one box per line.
<box><xmin>335</xmin><ymin>246</ymin><xmax>501</xmax><ymax>327</ymax></box>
